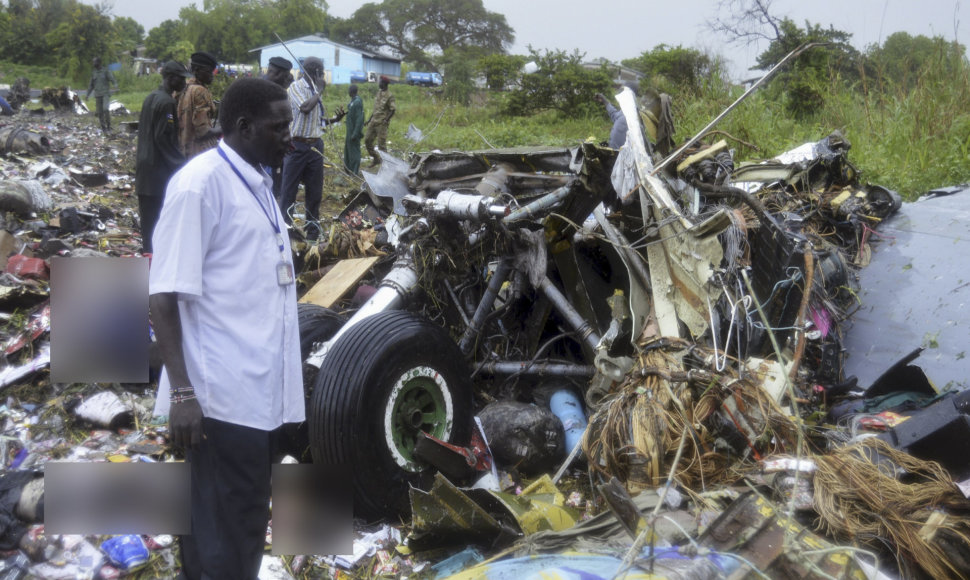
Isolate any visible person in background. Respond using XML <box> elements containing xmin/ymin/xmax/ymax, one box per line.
<box><xmin>178</xmin><ymin>51</ymin><xmax>221</xmax><ymax>158</ymax></box>
<box><xmin>343</xmin><ymin>84</ymin><xmax>364</xmax><ymax>175</ymax></box>
<box><xmin>264</xmin><ymin>56</ymin><xmax>294</xmax><ymax>89</ymax></box>
<box><xmin>263</xmin><ymin>56</ymin><xmax>294</xmax><ymax>198</ymax></box>
<box><xmin>135</xmin><ymin>61</ymin><xmax>191</xmax><ymax>254</ymax></box>
<box><xmin>150</xmin><ymin>78</ymin><xmax>301</xmax><ymax>580</ymax></box>
<box><xmin>594</xmin><ymin>91</ymin><xmax>629</xmax><ymax>149</ymax></box>
<box><xmin>0</xmin><ymin>94</ymin><xmax>13</xmax><ymax>116</ymax></box>
<box><xmin>364</xmin><ymin>75</ymin><xmax>395</xmax><ymax>167</ymax></box>
<box><xmin>86</xmin><ymin>57</ymin><xmax>118</xmax><ymax>135</ymax></box>
<box><xmin>279</xmin><ymin>56</ymin><xmax>344</xmax><ymax>239</ymax></box>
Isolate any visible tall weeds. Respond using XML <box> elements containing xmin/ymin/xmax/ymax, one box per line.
<box><xmin>671</xmin><ymin>50</ymin><xmax>970</xmax><ymax>199</ymax></box>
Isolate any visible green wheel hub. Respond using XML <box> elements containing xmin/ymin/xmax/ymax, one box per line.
<box><xmin>383</xmin><ymin>365</ymin><xmax>454</xmax><ymax>472</ymax></box>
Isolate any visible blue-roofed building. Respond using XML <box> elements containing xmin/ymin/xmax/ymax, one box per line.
<box><xmin>251</xmin><ymin>35</ymin><xmax>401</xmax><ymax>84</ymax></box>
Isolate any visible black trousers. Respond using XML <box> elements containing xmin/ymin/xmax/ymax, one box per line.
<box><xmin>279</xmin><ymin>139</ymin><xmax>324</xmax><ymax>229</ymax></box>
<box><xmin>137</xmin><ymin>194</ymin><xmax>165</xmax><ymax>254</ymax></box>
<box><xmin>178</xmin><ymin>418</ymin><xmax>283</xmax><ymax>580</ymax></box>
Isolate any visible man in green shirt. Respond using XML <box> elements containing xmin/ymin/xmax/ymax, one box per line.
<box><xmin>86</xmin><ymin>57</ymin><xmax>118</xmax><ymax>135</ymax></box>
<box><xmin>343</xmin><ymin>84</ymin><xmax>364</xmax><ymax>175</ymax></box>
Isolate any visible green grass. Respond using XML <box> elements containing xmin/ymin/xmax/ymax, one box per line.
<box><xmin>333</xmin><ymin>84</ymin><xmax>602</xmax><ymax>152</ymax></box>
<box><xmin>0</xmin><ymin>61</ymin><xmax>66</xmax><ymax>88</ymax></box>
<box><xmin>673</xmin><ymin>64</ymin><xmax>970</xmax><ymax>199</ymax></box>
<box><xmin>9</xmin><ymin>58</ymin><xmax>968</xmax><ymax>200</ymax></box>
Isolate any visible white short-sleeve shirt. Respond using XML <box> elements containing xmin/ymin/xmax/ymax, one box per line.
<box><xmin>149</xmin><ymin>140</ymin><xmax>304</xmax><ymax>430</ymax></box>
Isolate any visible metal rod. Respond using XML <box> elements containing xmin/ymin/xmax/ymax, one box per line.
<box><xmin>273</xmin><ymin>32</ymin><xmax>309</xmax><ymax>78</ymax></box>
<box><xmin>273</xmin><ymin>32</ymin><xmax>326</xmax><ymax>116</ymax></box>
<box><xmin>458</xmin><ymin>258</ymin><xmax>513</xmax><ymax>355</ymax></box>
<box><xmin>480</xmin><ymin>361</ymin><xmax>596</xmax><ymax>378</ymax></box>
<box><xmin>552</xmin><ymin>437</ymin><xmax>585</xmax><ymax>484</ymax></box>
<box><xmin>538</xmin><ymin>277</ymin><xmax>601</xmax><ymax>351</ymax></box>
<box><xmin>443</xmin><ymin>279</ymin><xmax>472</xmax><ymax>327</ymax></box>
<box><xmin>503</xmin><ymin>183</ymin><xmax>573</xmax><ymax>224</ymax></box>
<box><xmin>651</xmin><ymin>42</ymin><xmax>822</xmax><ymax>175</ymax></box>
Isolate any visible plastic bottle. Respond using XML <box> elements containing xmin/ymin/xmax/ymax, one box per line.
<box><xmin>550</xmin><ymin>389</ymin><xmax>587</xmax><ymax>456</ymax></box>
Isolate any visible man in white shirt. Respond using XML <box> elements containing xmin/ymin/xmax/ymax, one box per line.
<box><xmin>150</xmin><ymin>77</ymin><xmax>301</xmax><ymax>580</ymax></box>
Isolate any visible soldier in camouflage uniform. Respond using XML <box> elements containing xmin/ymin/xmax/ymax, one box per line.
<box><xmin>364</xmin><ymin>75</ymin><xmax>396</xmax><ymax>167</ymax></box>
<box><xmin>178</xmin><ymin>52</ymin><xmax>221</xmax><ymax>158</ymax></box>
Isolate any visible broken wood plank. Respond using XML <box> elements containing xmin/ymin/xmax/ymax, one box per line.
<box><xmin>299</xmin><ymin>256</ymin><xmax>379</xmax><ymax>308</ymax></box>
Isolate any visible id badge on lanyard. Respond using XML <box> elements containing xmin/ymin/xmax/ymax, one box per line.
<box><xmin>219</xmin><ymin>148</ymin><xmax>295</xmax><ymax>286</ymax></box>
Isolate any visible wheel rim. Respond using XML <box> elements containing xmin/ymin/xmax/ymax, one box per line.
<box><xmin>383</xmin><ymin>365</ymin><xmax>454</xmax><ymax>472</ymax></box>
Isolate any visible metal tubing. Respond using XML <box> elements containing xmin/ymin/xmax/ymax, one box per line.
<box><xmin>480</xmin><ymin>361</ymin><xmax>596</xmax><ymax>378</ymax></box>
<box><xmin>503</xmin><ymin>183</ymin><xmax>573</xmax><ymax>224</ymax></box>
<box><xmin>444</xmin><ymin>279</ymin><xmax>472</xmax><ymax>327</ymax></box>
<box><xmin>458</xmin><ymin>258</ymin><xmax>513</xmax><ymax>355</ymax></box>
<box><xmin>538</xmin><ymin>276</ymin><xmax>601</xmax><ymax>351</ymax></box>
<box><xmin>305</xmin><ymin>254</ymin><xmax>419</xmax><ymax>368</ymax></box>
<box><xmin>474</xmin><ymin>164</ymin><xmax>511</xmax><ymax>198</ymax></box>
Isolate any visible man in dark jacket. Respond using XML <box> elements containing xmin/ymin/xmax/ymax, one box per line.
<box><xmin>263</xmin><ymin>56</ymin><xmax>293</xmax><ymax>199</ymax></box>
<box><xmin>136</xmin><ymin>61</ymin><xmax>191</xmax><ymax>254</ymax></box>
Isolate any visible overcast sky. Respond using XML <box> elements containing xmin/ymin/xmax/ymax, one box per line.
<box><xmin>90</xmin><ymin>0</ymin><xmax>968</xmax><ymax>79</ymax></box>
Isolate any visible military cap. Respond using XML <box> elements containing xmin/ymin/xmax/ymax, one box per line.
<box><xmin>268</xmin><ymin>56</ymin><xmax>292</xmax><ymax>71</ymax></box>
<box><xmin>190</xmin><ymin>51</ymin><xmax>218</xmax><ymax>71</ymax></box>
<box><xmin>160</xmin><ymin>61</ymin><xmax>192</xmax><ymax>78</ymax></box>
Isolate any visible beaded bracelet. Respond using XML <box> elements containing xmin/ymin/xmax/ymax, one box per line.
<box><xmin>170</xmin><ymin>386</ymin><xmax>196</xmax><ymax>405</ymax></box>
<box><xmin>170</xmin><ymin>392</ymin><xmax>197</xmax><ymax>405</ymax></box>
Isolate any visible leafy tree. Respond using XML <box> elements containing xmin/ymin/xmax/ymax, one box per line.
<box><xmin>145</xmin><ymin>0</ymin><xmax>330</xmax><ymax>65</ymax></box>
<box><xmin>46</xmin><ymin>2</ymin><xmax>116</xmax><ymax>79</ymax></box>
<box><xmin>145</xmin><ymin>19</ymin><xmax>186</xmax><ymax>61</ymax></box>
<box><xmin>170</xmin><ymin>40</ymin><xmax>195</xmax><ymax>65</ymax></box>
<box><xmin>178</xmin><ymin>0</ymin><xmax>329</xmax><ymax>63</ymax></box>
<box><xmin>622</xmin><ymin>44</ymin><xmax>720</xmax><ymax>95</ymax></box>
<box><xmin>332</xmin><ymin>0</ymin><xmax>513</xmax><ymax>70</ymax></box>
<box><xmin>865</xmin><ymin>32</ymin><xmax>967</xmax><ymax>92</ymax></box>
<box><xmin>439</xmin><ymin>47</ymin><xmax>474</xmax><ymax>104</ymax></box>
<box><xmin>113</xmin><ymin>16</ymin><xmax>144</xmax><ymax>55</ymax></box>
<box><xmin>477</xmin><ymin>53</ymin><xmax>525</xmax><ymax>91</ymax></box>
<box><xmin>708</xmin><ymin>0</ymin><xmax>860</xmax><ymax>118</ymax></box>
<box><xmin>273</xmin><ymin>0</ymin><xmax>330</xmax><ymax>40</ymax></box>
<box><xmin>754</xmin><ymin>18</ymin><xmax>860</xmax><ymax>118</ymax></box>
<box><xmin>0</xmin><ymin>0</ymin><xmax>74</xmax><ymax>65</ymax></box>
<box><xmin>504</xmin><ymin>48</ymin><xmax>612</xmax><ymax>117</ymax></box>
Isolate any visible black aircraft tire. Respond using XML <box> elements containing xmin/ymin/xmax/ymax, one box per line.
<box><xmin>284</xmin><ymin>304</ymin><xmax>346</xmax><ymax>462</ymax></box>
<box><xmin>297</xmin><ymin>303</ymin><xmax>346</xmax><ymax>360</ymax></box>
<box><xmin>309</xmin><ymin>310</ymin><xmax>473</xmax><ymax>518</ymax></box>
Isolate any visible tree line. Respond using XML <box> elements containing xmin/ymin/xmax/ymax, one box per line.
<box><xmin>0</xmin><ymin>0</ymin><xmax>964</xmax><ymax>122</ymax></box>
<box><xmin>0</xmin><ymin>0</ymin><xmax>143</xmax><ymax>79</ymax></box>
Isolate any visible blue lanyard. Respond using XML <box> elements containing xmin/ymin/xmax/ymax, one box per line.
<box><xmin>217</xmin><ymin>147</ymin><xmax>286</xmax><ymax>256</ymax></box>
